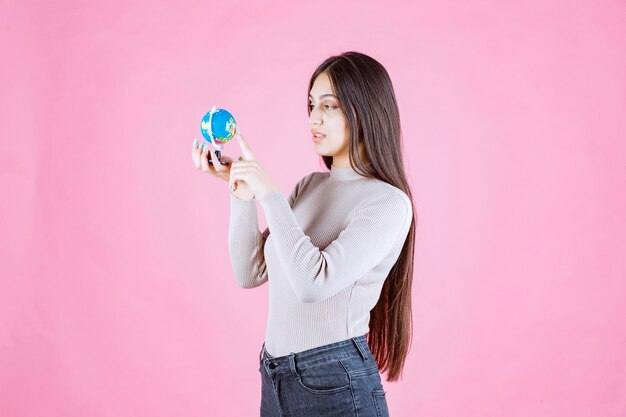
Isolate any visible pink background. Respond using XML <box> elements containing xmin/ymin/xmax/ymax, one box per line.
<box><xmin>1</xmin><ymin>1</ymin><xmax>625</xmax><ymax>416</ymax></box>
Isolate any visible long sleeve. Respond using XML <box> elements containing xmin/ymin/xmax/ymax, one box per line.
<box><xmin>227</xmin><ymin>174</ymin><xmax>310</xmax><ymax>289</ymax></box>
<box><xmin>257</xmin><ymin>189</ymin><xmax>413</xmax><ymax>303</ymax></box>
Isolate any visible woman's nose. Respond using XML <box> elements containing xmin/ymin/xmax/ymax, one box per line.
<box><xmin>308</xmin><ymin>109</ymin><xmax>322</xmax><ymax>126</ymax></box>
<box><xmin>308</xmin><ymin>117</ymin><xmax>321</xmax><ymax>126</ymax></box>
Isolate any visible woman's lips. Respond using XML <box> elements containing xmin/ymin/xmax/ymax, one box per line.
<box><xmin>312</xmin><ymin>134</ymin><xmax>326</xmax><ymax>143</ymax></box>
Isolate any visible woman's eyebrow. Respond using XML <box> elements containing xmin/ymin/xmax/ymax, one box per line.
<box><xmin>308</xmin><ymin>94</ymin><xmax>338</xmax><ymax>100</ymax></box>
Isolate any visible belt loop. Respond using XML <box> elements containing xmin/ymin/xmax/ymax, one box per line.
<box><xmin>352</xmin><ymin>336</ymin><xmax>368</xmax><ymax>362</ymax></box>
<box><xmin>288</xmin><ymin>353</ymin><xmax>298</xmax><ymax>377</ymax></box>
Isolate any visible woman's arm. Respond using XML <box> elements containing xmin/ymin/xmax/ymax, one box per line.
<box><xmin>227</xmin><ymin>195</ymin><xmax>268</xmax><ymax>288</ymax></box>
<box><xmin>257</xmin><ymin>189</ymin><xmax>412</xmax><ymax>302</ymax></box>
<box><xmin>227</xmin><ymin>174</ymin><xmax>312</xmax><ymax>288</ymax></box>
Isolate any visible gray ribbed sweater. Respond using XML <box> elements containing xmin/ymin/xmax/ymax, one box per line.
<box><xmin>228</xmin><ymin>163</ymin><xmax>413</xmax><ymax>357</ymax></box>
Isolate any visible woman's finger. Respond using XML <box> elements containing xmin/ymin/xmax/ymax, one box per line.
<box><xmin>230</xmin><ymin>168</ymin><xmax>256</xmax><ymax>183</ymax></box>
<box><xmin>231</xmin><ymin>164</ymin><xmax>259</xmax><ymax>178</ymax></box>
<box><xmin>235</xmin><ymin>129</ymin><xmax>256</xmax><ymax>161</ymax></box>
<box><xmin>192</xmin><ymin>138</ymin><xmax>202</xmax><ymax>168</ymax></box>
<box><xmin>230</xmin><ymin>161</ymin><xmax>259</xmax><ymax>170</ymax></box>
<box><xmin>200</xmin><ymin>143</ymin><xmax>211</xmax><ymax>172</ymax></box>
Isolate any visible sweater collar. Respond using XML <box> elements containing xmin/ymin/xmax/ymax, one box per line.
<box><xmin>329</xmin><ymin>163</ymin><xmax>369</xmax><ymax>181</ymax></box>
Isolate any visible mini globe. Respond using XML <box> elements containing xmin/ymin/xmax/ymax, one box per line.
<box><xmin>200</xmin><ymin>106</ymin><xmax>236</xmax><ymax>149</ymax></box>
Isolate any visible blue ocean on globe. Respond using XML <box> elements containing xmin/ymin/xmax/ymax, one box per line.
<box><xmin>200</xmin><ymin>107</ymin><xmax>236</xmax><ymax>146</ymax></box>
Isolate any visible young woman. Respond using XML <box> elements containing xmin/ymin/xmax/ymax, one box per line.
<box><xmin>192</xmin><ymin>51</ymin><xmax>416</xmax><ymax>417</ymax></box>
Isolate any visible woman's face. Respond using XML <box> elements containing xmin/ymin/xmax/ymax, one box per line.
<box><xmin>308</xmin><ymin>72</ymin><xmax>352</xmax><ymax>166</ymax></box>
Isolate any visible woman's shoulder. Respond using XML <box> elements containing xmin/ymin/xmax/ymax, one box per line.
<box><xmin>361</xmin><ymin>182</ymin><xmax>412</xmax><ymax>211</ymax></box>
<box><xmin>353</xmin><ymin>175</ymin><xmax>409</xmax><ymax>197</ymax></box>
<box><xmin>336</xmin><ymin>178</ymin><xmax>412</xmax><ymax>220</ymax></box>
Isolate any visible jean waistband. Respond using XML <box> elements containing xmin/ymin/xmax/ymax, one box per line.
<box><xmin>260</xmin><ymin>335</ymin><xmax>371</xmax><ymax>370</ymax></box>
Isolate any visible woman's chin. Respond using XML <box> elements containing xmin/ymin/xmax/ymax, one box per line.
<box><xmin>312</xmin><ymin>145</ymin><xmax>328</xmax><ymax>156</ymax></box>
<box><xmin>314</xmin><ymin>150</ymin><xmax>333</xmax><ymax>157</ymax></box>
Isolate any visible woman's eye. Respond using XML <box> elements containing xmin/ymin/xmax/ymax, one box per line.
<box><xmin>309</xmin><ymin>104</ymin><xmax>337</xmax><ymax>110</ymax></box>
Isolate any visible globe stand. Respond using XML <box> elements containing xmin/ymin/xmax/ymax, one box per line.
<box><xmin>208</xmin><ymin>148</ymin><xmax>230</xmax><ymax>166</ymax></box>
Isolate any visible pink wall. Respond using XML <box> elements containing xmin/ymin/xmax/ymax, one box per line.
<box><xmin>1</xmin><ymin>1</ymin><xmax>625</xmax><ymax>416</ymax></box>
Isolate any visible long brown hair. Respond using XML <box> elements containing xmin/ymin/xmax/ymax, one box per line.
<box><xmin>307</xmin><ymin>51</ymin><xmax>417</xmax><ymax>382</ymax></box>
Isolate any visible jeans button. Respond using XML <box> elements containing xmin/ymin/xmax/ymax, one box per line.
<box><xmin>268</xmin><ymin>362</ymin><xmax>278</xmax><ymax>369</ymax></box>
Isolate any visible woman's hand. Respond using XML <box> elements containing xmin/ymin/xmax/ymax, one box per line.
<box><xmin>191</xmin><ymin>137</ymin><xmax>254</xmax><ymax>200</ymax></box>
<box><xmin>229</xmin><ymin>130</ymin><xmax>280</xmax><ymax>200</ymax></box>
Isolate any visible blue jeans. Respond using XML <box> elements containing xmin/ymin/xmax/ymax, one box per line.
<box><xmin>259</xmin><ymin>335</ymin><xmax>390</xmax><ymax>417</ymax></box>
